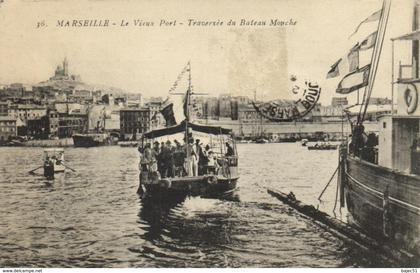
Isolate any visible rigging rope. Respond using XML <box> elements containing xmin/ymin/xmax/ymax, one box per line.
<box><xmin>317</xmin><ymin>161</ymin><xmax>340</xmax><ymax>203</ymax></box>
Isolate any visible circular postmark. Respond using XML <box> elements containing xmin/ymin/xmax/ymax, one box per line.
<box><xmin>252</xmin><ymin>75</ymin><xmax>321</xmax><ymax>122</ymax></box>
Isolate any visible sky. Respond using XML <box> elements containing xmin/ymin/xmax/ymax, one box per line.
<box><xmin>0</xmin><ymin>0</ymin><xmax>414</xmax><ymax>105</ymax></box>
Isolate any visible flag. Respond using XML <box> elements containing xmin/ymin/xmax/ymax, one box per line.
<box><xmin>327</xmin><ymin>58</ymin><xmax>342</xmax><ymax>78</ymax></box>
<box><xmin>160</xmin><ymin>103</ymin><xmax>177</xmax><ymax>127</ymax></box>
<box><xmin>327</xmin><ymin>52</ymin><xmax>354</xmax><ymax>78</ymax></box>
<box><xmin>327</xmin><ymin>30</ymin><xmax>376</xmax><ymax>78</ymax></box>
<box><xmin>348</xmin><ymin>44</ymin><xmax>360</xmax><ymax>73</ymax></box>
<box><xmin>349</xmin><ymin>9</ymin><xmax>381</xmax><ymax>38</ymax></box>
<box><xmin>336</xmin><ymin>64</ymin><xmax>370</xmax><ymax>94</ymax></box>
<box><xmin>358</xmin><ymin>31</ymin><xmax>378</xmax><ymax>51</ymax></box>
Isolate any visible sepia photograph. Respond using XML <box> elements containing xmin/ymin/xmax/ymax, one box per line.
<box><xmin>0</xmin><ymin>0</ymin><xmax>419</xmax><ymax>270</ymax></box>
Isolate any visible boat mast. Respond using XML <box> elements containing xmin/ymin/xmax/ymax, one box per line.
<box><xmin>102</xmin><ymin>107</ymin><xmax>106</xmax><ymax>133</ymax></box>
<box><xmin>358</xmin><ymin>0</ymin><xmax>391</xmax><ymax>124</ymax></box>
<box><xmin>185</xmin><ymin>61</ymin><xmax>191</xmax><ymax>158</ymax></box>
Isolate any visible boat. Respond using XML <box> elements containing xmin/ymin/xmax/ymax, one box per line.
<box><xmin>43</xmin><ymin>148</ymin><xmax>65</xmax><ymax>178</ymax></box>
<box><xmin>73</xmin><ymin>133</ymin><xmax>111</xmax><ymax>147</ymax></box>
<box><xmin>254</xmin><ymin>136</ymin><xmax>269</xmax><ymax>144</ymax></box>
<box><xmin>307</xmin><ymin>142</ymin><xmax>338</xmax><ymax>150</ymax></box>
<box><xmin>118</xmin><ymin>141</ymin><xmax>139</xmax><ymax>147</ymax></box>
<box><xmin>72</xmin><ymin>106</ymin><xmax>112</xmax><ymax>147</ymax></box>
<box><xmin>138</xmin><ymin>63</ymin><xmax>239</xmax><ymax>198</ymax></box>
<box><xmin>336</xmin><ymin>0</ymin><xmax>420</xmax><ymax>257</ymax></box>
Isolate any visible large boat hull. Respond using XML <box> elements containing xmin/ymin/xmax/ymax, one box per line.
<box><xmin>72</xmin><ymin>134</ymin><xmax>110</xmax><ymax>147</ymax></box>
<box><xmin>140</xmin><ymin>174</ymin><xmax>238</xmax><ymax>199</ymax></box>
<box><xmin>344</xmin><ymin>156</ymin><xmax>420</xmax><ymax>255</ymax></box>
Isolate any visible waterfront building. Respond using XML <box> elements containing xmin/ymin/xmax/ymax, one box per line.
<box><xmin>70</xmin><ymin>89</ymin><xmax>92</xmax><ymax>103</ymax></box>
<box><xmin>54</xmin><ymin>102</ymin><xmax>83</xmax><ymax>115</ymax></box>
<box><xmin>230</xmin><ymin>99</ymin><xmax>239</xmax><ymax>120</ymax></box>
<box><xmin>92</xmin><ymin>90</ymin><xmax>102</xmax><ymax>103</ymax></box>
<box><xmin>27</xmin><ymin>117</ymin><xmax>49</xmax><ymax>139</ymax></box>
<box><xmin>8</xmin><ymin>104</ymin><xmax>47</xmax><ymax>125</ymax></box>
<box><xmin>120</xmin><ymin>108</ymin><xmax>150</xmax><ymax>140</ymax></box>
<box><xmin>331</xmin><ymin>97</ymin><xmax>348</xmax><ymax>107</ymax></box>
<box><xmin>145</xmin><ymin>98</ymin><xmax>164</xmax><ymax>129</ymax></box>
<box><xmin>57</xmin><ymin>112</ymin><xmax>88</xmax><ymax>138</ymax></box>
<box><xmin>219</xmin><ymin>94</ymin><xmax>232</xmax><ymax>118</ymax></box>
<box><xmin>0</xmin><ymin>101</ymin><xmax>9</xmax><ymax>116</ymax></box>
<box><xmin>369</xmin><ymin>97</ymin><xmax>392</xmax><ymax>105</ymax></box>
<box><xmin>0</xmin><ymin>116</ymin><xmax>17</xmax><ymax>142</ymax></box>
<box><xmin>48</xmin><ymin>109</ymin><xmax>59</xmax><ymax>138</ymax></box>
<box><xmin>202</xmin><ymin>96</ymin><xmax>219</xmax><ymax>120</ymax></box>
<box><xmin>236</xmin><ymin>96</ymin><xmax>251</xmax><ymax>106</ymax></box>
<box><xmin>125</xmin><ymin>93</ymin><xmax>142</xmax><ymax>107</ymax></box>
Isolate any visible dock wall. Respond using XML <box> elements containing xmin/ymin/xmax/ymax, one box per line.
<box><xmin>201</xmin><ymin>120</ymin><xmax>379</xmax><ymax>138</ymax></box>
<box><xmin>23</xmin><ymin>138</ymin><xmax>74</xmax><ymax>147</ymax></box>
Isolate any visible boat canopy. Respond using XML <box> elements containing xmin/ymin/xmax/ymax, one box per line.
<box><xmin>144</xmin><ymin>120</ymin><xmax>232</xmax><ymax>139</ymax></box>
<box><xmin>392</xmin><ymin>30</ymin><xmax>420</xmax><ymax>41</ymax></box>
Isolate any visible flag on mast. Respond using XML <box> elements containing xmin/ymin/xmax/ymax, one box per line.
<box><xmin>357</xmin><ymin>31</ymin><xmax>378</xmax><ymax>51</ymax></box>
<box><xmin>160</xmin><ymin>103</ymin><xmax>177</xmax><ymax>127</ymax></box>
<box><xmin>326</xmin><ymin>4</ymin><xmax>383</xmax><ymax>94</ymax></box>
<box><xmin>336</xmin><ymin>64</ymin><xmax>370</xmax><ymax>94</ymax></box>
<box><xmin>349</xmin><ymin>9</ymin><xmax>381</xmax><ymax>38</ymax></box>
<box><xmin>348</xmin><ymin>44</ymin><xmax>360</xmax><ymax>73</ymax></box>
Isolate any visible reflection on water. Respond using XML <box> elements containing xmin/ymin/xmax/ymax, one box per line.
<box><xmin>0</xmin><ymin>144</ymin><xmax>394</xmax><ymax>267</ymax></box>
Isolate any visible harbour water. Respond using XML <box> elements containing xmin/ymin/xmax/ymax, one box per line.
<box><xmin>0</xmin><ymin>144</ymin><xmax>394</xmax><ymax>267</ymax></box>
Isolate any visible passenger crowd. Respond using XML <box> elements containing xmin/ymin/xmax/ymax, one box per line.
<box><xmin>138</xmin><ymin>138</ymin><xmax>235</xmax><ymax>178</ymax></box>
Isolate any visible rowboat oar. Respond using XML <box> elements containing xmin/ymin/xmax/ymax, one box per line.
<box><xmin>28</xmin><ymin>166</ymin><xmax>43</xmax><ymax>174</ymax></box>
<box><xmin>62</xmin><ymin>163</ymin><xmax>76</xmax><ymax>172</ymax></box>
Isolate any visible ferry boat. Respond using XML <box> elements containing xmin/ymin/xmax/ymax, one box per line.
<box><xmin>139</xmin><ymin>121</ymin><xmax>239</xmax><ymax>198</ymax></box>
<box><xmin>137</xmin><ymin>63</ymin><xmax>239</xmax><ymax>198</ymax></box>
<box><xmin>336</xmin><ymin>0</ymin><xmax>420</xmax><ymax>257</ymax></box>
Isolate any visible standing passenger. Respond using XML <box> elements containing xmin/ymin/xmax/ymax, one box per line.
<box><xmin>195</xmin><ymin>139</ymin><xmax>205</xmax><ymax>175</ymax></box>
<box><xmin>164</xmin><ymin>140</ymin><xmax>175</xmax><ymax>178</ymax></box>
<box><xmin>137</xmin><ymin>146</ymin><xmax>145</xmax><ymax>195</ymax></box>
<box><xmin>225</xmin><ymin>142</ymin><xmax>234</xmax><ymax>157</ymax></box>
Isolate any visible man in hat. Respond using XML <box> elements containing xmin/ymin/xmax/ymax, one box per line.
<box><xmin>163</xmin><ymin>140</ymin><xmax>175</xmax><ymax>178</ymax></box>
<box><xmin>137</xmin><ymin>146</ymin><xmax>145</xmax><ymax>195</ymax></box>
<box><xmin>184</xmin><ymin>138</ymin><xmax>196</xmax><ymax>176</ymax></box>
<box><xmin>153</xmin><ymin>141</ymin><xmax>163</xmax><ymax>176</ymax></box>
<box><xmin>195</xmin><ymin>139</ymin><xmax>205</xmax><ymax>175</ymax></box>
<box><xmin>225</xmin><ymin>142</ymin><xmax>234</xmax><ymax>157</ymax></box>
<box><xmin>173</xmin><ymin>139</ymin><xmax>184</xmax><ymax>176</ymax></box>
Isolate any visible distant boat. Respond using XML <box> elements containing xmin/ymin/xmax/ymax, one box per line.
<box><xmin>72</xmin><ymin>133</ymin><xmax>111</xmax><ymax>147</ymax></box>
<box><xmin>254</xmin><ymin>137</ymin><xmax>269</xmax><ymax>144</ymax></box>
<box><xmin>72</xmin><ymin>105</ymin><xmax>113</xmax><ymax>147</ymax></box>
<box><xmin>118</xmin><ymin>141</ymin><xmax>138</xmax><ymax>147</ymax></box>
<box><xmin>307</xmin><ymin>143</ymin><xmax>338</xmax><ymax>150</ymax></box>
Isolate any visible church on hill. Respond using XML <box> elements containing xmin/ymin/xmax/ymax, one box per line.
<box><xmin>49</xmin><ymin>58</ymin><xmax>81</xmax><ymax>81</ymax></box>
